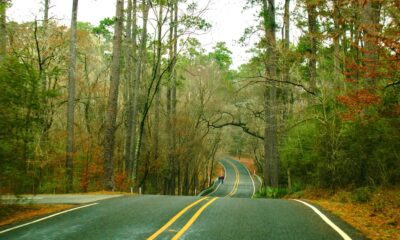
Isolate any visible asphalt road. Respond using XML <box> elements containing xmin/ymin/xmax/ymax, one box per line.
<box><xmin>208</xmin><ymin>158</ymin><xmax>258</xmax><ymax>198</ymax></box>
<box><xmin>0</xmin><ymin>158</ymin><xmax>367</xmax><ymax>240</ymax></box>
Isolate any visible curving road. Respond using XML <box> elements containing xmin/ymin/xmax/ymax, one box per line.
<box><xmin>0</xmin><ymin>157</ymin><xmax>367</xmax><ymax>240</ymax></box>
<box><xmin>208</xmin><ymin>158</ymin><xmax>257</xmax><ymax>198</ymax></box>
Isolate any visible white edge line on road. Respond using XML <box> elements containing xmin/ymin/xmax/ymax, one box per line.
<box><xmin>0</xmin><ymin>202</ymin><xmax>99</xmax><ymax>235</ymax></box>
<box><xmin>241</xmin><ymin>161</ymin><xmax>256</xmax><ymax>198</ymax></box>
<box><xmin>205</xmin><ymin>161</ymin><xmax>226</xmax><ymax>196</ymax></box>
<box><xmin>219</xmin><ymin>160</ymin><xmax>228</xmax><ymax>184</ymax></box>
<box><xmin>254</xmin><ymin>174</ymin><xmax>263</xmax><ymax>190</ymax></box>
<box><xmin>292</xmin><ymin>199</ymin><xmax>352</xmax><ymax>240</ymax></box>
<box><xmin>220</xmin><ymin>160</ymin><xmax>232</xmax><ymax>197</ymax></box>
<box><xmin>207</xmin><ymin>182</ymin><xmax>221</xmax><ymax>196</ymax></box>
<box><xmin>221</xmin><ymin>160</ymin><xmax>228</xmax><ymax>182</ymax></box>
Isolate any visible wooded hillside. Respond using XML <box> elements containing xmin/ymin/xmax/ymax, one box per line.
<box><xmin>0</xmin><ymin>0</ymin><xmax>399</xmax><ymax>195</ymax></box>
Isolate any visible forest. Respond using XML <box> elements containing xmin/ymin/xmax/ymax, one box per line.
<box><xmin>0</xmin><ymin>0</ymin><xmax>399</xmax><ymax>196</ymax></box>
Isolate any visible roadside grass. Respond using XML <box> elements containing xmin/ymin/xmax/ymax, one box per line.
<box><xmin>290</xmin><ymin>187</ymin><xmax>400</xmax><ymax>240</ymax></box>
<box><xmin>0</xmin><ymin>204</ymin><xmax>74</xmax><ymax>227</ymax></box>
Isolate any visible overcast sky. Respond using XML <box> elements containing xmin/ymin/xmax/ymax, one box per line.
<box><xmin>7</xmin><ymin>0</ymin><xmax>269</xmax><ymax>69</ymax></box>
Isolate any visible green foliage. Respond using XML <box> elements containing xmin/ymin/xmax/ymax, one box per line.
<box><xmin>181</xmin><ymin>15</ymin><xmax>211</xmax><ymax>31</ymax></box>
<box><xmin>92</xmin><ymin>17</ymin><xmax>115</xmax><ymax>40</ymax></box>
<box><xmin>256</xmin><ymin>187</ymin><xmax>288</xmax><ymax>198</ymax></box>
<box><xmin>184</xmin><ymin>38</ymin><xmax>205</xmax><ymax>60</ymax></box>
<box><xmin>280</xmin><ymin>89</ymin><xmax>400</xmax><ymax>189</ymax></box>
<box><xmin>351</xmin><ymin>187</ymin><xmax>373</xmax><ymax>203</ymax></box>
<box><xmin>77</xmin><ymin>21</ymin><xmax>94</xmax><ymax>31</ymax></box>
<box><xmin>0</xmin><ymin>57</ymin><xmax>42</xmax><ymax>193</ymax></box>
<box><xmin>208</xmin><ymin>42</ymin><xmax>233</xmax><ymax>71</ymax></box>
<box><xmin>0</xmin><ymin>0</ymin><xmax>11</xmax><ymax>11</ymax></box>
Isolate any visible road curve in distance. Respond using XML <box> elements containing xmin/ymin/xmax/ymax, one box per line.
<box><xmin>208</xmin><ymin>158</ymin><xmax>255</xmax><ymax>198</ymax></box>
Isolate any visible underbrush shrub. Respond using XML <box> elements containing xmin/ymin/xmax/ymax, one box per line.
<box><xmin>256</xmin><ymin>187</ymin><xmax>288</xmax><ymax>198</ymax></box>
<box><xmin>289</xmin><ymin>190</ymin><xmax>304</xmax><ymax>199</ymax></box>
<box><xmin>351</xmin><ymin>187</ymin><xmax>373</xmax><ymax>203</ymax></box>
<box><xmin>333</xmin><ymin>190</ymin><xmax>352</xmax><ymax>203</ymax></box>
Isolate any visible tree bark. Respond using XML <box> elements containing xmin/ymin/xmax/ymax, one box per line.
<box><xmin>0</xmin><ymin>0</ymin><xmax>7</xmax><ymax>61</ymax></box>
<box><xmin>165</xmin><ymin>0</ymin><xmax>173</xmax><ymax>195</ymax></box>
<box><xmin>332</xmin><ymin>0</ymin><xmax>341</xmax><ymax>83</ymax></box>
<box><xmin>282</xmin><ymin>0</ymin><xmax>291</xmax><ymax>117</ymax></box>
<box><xmin>306</xmin><ymin>0</ymin><xmax>317</xmax><ymax>92</ymax></box>
<box><xmin>360</xmin><ymin>0</ymin><xmax>380</xmax><ymax>86</ymax></box>
<box><xmin>153</xmin><ymin>3</ymin><xmax>163</xmax><ymax>164</ymax></box>
<box><xmin>284</xmin><ymin>0</ymin><xmax>290</xmax><ymax>61</ymax></box>
<box><xmin>129</xmin><ymin>0</ymin><xmax>139</xmax><ymax>181</ymax></box>
<box><xmin>124</xmin><ymin>0</ymin><xmax>135</xmax><ymax>177</ymax></box>
<box><xmin>133</xmin><ymin>0</ymin><xmax>149</xmax><ymax>184</ymax></box>
<box><xmin>66</xmin><ymin>0</ymin><xmax>79</xmax><ymax>193</ymax></box>
<box><xmin>166</xmin><ymin>0</ymin><xmax>178</xmax><ymax>195</ymax></box>
<box><xmin>103</xmin><ymin>0</ymin><xmax>124</xmax><ymax>191</ymax></box>
<box><xmin>171</xmin><ymin>0</ymin><xmax>178</xmax><ymax>195</ymax></box>
<box><xmin>44</xmin><ymin>0</ymin><xmax>50</xmax><ymax>29</ymax></box>
<box><xmin>262</xmin><ymin>0</ymin><xmax>279</xmax><ymax>188</ymax></box>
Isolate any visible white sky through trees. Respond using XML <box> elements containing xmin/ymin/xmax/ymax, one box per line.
<box><xmin>7</xmin><ymin>0</ymin><xmax>295</xmax><ymax>69</ymax></box>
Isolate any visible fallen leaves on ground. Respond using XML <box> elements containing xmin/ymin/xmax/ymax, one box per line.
<box><xmin>305</xmin><ymin>188</ymin><xmax>400</xmax><ymax>240</ymax></box>
<box><xmin>0</xmin><ymin>204</ymin><xmax>74</xmax><ymax>227</ymax></box>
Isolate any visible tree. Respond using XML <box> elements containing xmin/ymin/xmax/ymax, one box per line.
<box><xmin>43</xmin><ymin>0</ymin><xmax>50</xmax><ymax>28</ymax></box>
<box><xmin>0</xmin><ymin>0</ymin><xmax>8</xmax><ymax>61</ymax></box>
<box><xmin>153</xmin><ymin>0</ymin><xmax>164</xmax><ymax>175</ymax></box>
<box><xmin>262</xmin><ymin>0</ymin><xmax>279</xmax><ymax>188</ymax></box>
<box><xmin>65</xmin><ymin>0</ymin><xmax>79</xmax><ymax>193</ymax></box>
<box><xmin>360</xmin><ymin>0</ymin><xmax>381</xmax><ymax>87</ymax></box>
<box><xmin>208</xmin><ymin>42</ymin><xmax>233</xmax><ymax>71</ymax></box>
<box><xmin>305</xmin><ymin>0</ymin><xmax>318</xmax><ymax>92</ymax></box>
<box><xmin>103</xmin><ymin>0</ymin><xmax>124</xmax><ymax>191</ymax></box>
<box><xmin>123</xmin><ymin>0</ymin><xmax>137</xmax><ymax>179</ymax></box>
<box><xmin>0</xmin><ymin>58</ymin><xmax>43</xmax><ymax>193</ymax></box>
<box><xmin>166</xmin><ymin>0</ymin><xmax>178</xmax><ymax>195</ymax></box>
<box><xmin>132</xmin><ymin>0</ymin><xmax>149</xmax><ymax>184</ymax></box>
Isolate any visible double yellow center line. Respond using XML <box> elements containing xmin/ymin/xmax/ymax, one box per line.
<box><xmin>226</xmin><ymin>160</ymin><xmax>240</xmax><ymax>197</ymax></box>
<box><xmin>147</xmin><ymin>197</ymin><xmax>219</xmax><ymax>240</ymax></box>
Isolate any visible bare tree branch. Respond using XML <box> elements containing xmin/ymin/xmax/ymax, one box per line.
<box><xmin>204</xmin><ymin>116</ymin><xmax>264</xmax><ymax>140</ymax></box>
<box><xmin>384</xmin><ymin>81</ymin><xmax>400</xmax><ymax>89</ymax></box>
<box><xmin>235</xmin><ymin>75</ymin><xmax>316</xmax><ymax>96</ymax></box>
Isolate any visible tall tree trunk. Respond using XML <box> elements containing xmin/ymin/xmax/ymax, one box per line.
<box><xmin>306</xmin><ymin>0</ymin><xmax>317</xmax><ymax>92</ymax></box>
<box><xmin>282</xmin><ymin>0</ymin><xmax>291</xmax><ymax>117</ymax></box>
<box><xmin>360</xmin><ymin>0</ymin><xmax>380</xmax><ymax>86</ymax></box>
<box><xmin>166</xmin><ymin>0</ymin><xmax>173</xmax><ymax>195</ymax></box>
<box><xmin>40</xmin><ymin>0</ymin><xmax>51</xmax><ymax>138</ymax></box>
<box><xmin>262</xmin><ymin>0</ymin><xmax>279</xmax><ymax>188</ymax></box>
<box><xmin>171</xmin><ymin>0</ymin><xmax>178</xmax><ymax>195</ymax></box>
<box><xmin>103</xmin><ymin>0</ymin><xmax>124</xmax><ymax>191</ymax></box>
<box><xmin>284</xmin><ymin>0</ymin><xmax>290</xmax><ymax>45</ymax></box>
<box><xmin>153</xmin><ymin>3</ymin><xmax>163</xmax><ymax>164</ymax></box>
<box><xmin>166</xmin><ymin>0</ymin><xmax>178</xmax><ymax>195</ymax></box>
<box><xmin>0</xmin><ymin>0</ymin><xmax>7</xmax><ymax>61</ymax></box>
<box><xmin>44</xmin><ymin>0</ymin><xmax>50</xmax><ymax>28</ymax></box>
<box><xmin>129</xmin><ymin>0</ymin><xmax>139</xmax><ymax>181</ymax></box>
<box><xmin>332</xmin><ymin>0</ymin><xmax>341</xmax><ymax>83</ymax></box>
<box><xmin>66</xmin><ymin>0</ymin><xmax>79</xmax><ymax>193</ymax></box>
<box><xmin>172</xmin><ymin>0</ymin><xmax>178</xmax><ymax>154</ymax></box>
<box><xmin>124</xmin><ymin>0</ymin><xmax>135</xmax><ymax>177</ymax></box>
<box><xmin>133</xmin><ymin>0</ymin><xmax>149</xmax><ymax>185</ymax></box>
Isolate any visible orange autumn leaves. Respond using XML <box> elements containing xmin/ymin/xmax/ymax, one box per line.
<box><xmin>337</xmin><ymin>89</ymin><xmax>382</xmax><ymax>121</ymax></box>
